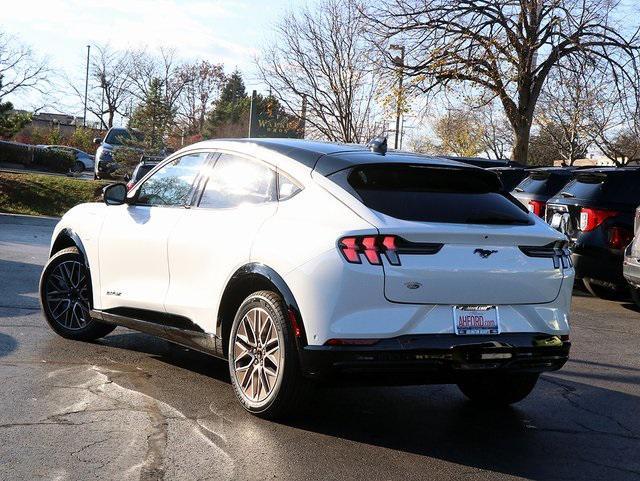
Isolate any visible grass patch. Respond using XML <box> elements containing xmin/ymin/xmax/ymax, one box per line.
<box><xmin>0</xmin><ymin>172</ymin><xmax>109</xmax><ymax>217</ymax></box>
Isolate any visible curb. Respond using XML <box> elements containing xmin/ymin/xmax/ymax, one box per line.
<box><xmin>0</xmin><ymin>212</ymin><xmax>60</xmax><ymax>228</ymax></box>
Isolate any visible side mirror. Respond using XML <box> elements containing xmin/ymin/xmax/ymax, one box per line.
<box><xmin>93</xmin><ymin>137</ymin><xmax>103</xmax><ymax>145</ymax></box>
<box><xmin>103</xmin><ymin>183</ymin><xmax>127</xmax><ymax>206</ymax></box>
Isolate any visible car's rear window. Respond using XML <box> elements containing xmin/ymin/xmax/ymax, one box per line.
<box><xmin>515</xmin><ymin>172</ymin><xmax>570</xmax><ymax>196</ymax></box>
<box><xmin>560</xmin><ymin>171</ymin><xmax>640</xmax><ymax>205</ymax></box>
<box><xmin>329</xmin><ymin>165</ymin><xmax>532</xmax><ymax>225</ymax></box>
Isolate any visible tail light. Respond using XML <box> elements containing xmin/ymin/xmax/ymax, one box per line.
<box><xmin>528</xmin><ymin>200</ymin><xmax>545</xmax><ymax>217</ymax></box>
<box><xmin>338</xmin><ymin>235</ymin><xmax>442</xmax><ymax>266</ymax></box>
<box><xmin>339</xmin><ymin>235</ymin><xmax>400</xmax><ymax>265</ymax></box>
<box><xmin>607</xmin><ymin>226</ymin><xmax>633</xmax><ymax>250</ymax></box>
<box><xmin>126</xmin><ymin>181</ymin><xmax>134</xmax><ymax>191</ymax></box>
<box><xmin>579</xmin><ymin>208</ymin><xmax>619</xmax><ymax>232</ymax></box>
<box><xmin>519</xmin><ymin>240</ymin><xmax>572</xmax><ymax>269</ymax></box>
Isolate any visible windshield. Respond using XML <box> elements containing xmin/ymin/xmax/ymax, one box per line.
<box><xmin>105</xmin><ymin>129</ymin><xmax>144</xmax><ymax>146</ymax></box>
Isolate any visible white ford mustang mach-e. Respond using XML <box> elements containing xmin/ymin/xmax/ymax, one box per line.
<box><xmin>40</xmin><ymin>138</ymin><xmax>573</xmax><ymax>418</ymax></box>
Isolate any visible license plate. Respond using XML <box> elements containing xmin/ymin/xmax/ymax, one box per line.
<box><xmin>453</xmin><ymin>305</ymin><xmax>500</xmax><ymax>335</ymax></box>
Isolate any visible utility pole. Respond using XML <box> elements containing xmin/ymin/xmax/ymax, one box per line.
<box><xmin>390</xmin><ymin>44</ymin><xmax>405</xmax><ymax>150</ymax></box>
<box><xmin>83</xmin><ymin>45</ymin><xmax>90</xmax><ymax>128</ymax></box>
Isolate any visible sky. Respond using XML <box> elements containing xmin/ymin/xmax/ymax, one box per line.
<box><xmin>1</xmin><ymin>0</ymin><xmax>299</xmax><ymax>120</ymax></box>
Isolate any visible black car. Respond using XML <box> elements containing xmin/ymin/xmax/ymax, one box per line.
<box><xmin>512</xmin><ymin>167</ymin><xmax>575</xmax><ymax>217</ymax></box>
<box><xmin>545</xmin><ymin>167</ymin><xmax>640</xmax><ymax>298</ymax></box>
<box><xmin>488</xmin><ymin>166</ymin><xmax>530</xmax><ymax>191</ymax></box>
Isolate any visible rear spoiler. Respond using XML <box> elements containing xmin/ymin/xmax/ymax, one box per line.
<box><xmin>575</xmin><ymin>171</ymin><xmax>608</xmax><ymax>184</ymax></box>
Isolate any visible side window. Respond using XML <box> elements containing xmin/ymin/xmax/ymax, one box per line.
<box><xmin>136</xmin><ymin>152</ymin><xmax>208</xmax><ymax>206</ymax></box>
<box><xmin>278</xmin><ymin>172</ymin><xmax>302</xmax><ymax>200</ymax></box>
<box><xmin>199</xmin><ymin>153</ymin><xmax>277</xmax><ymax>209</ymax></box>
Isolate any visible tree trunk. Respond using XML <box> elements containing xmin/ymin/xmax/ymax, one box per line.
<box><xmin>511</xmin><ymin>120</ymin><xmax>532</xmax><ymax>165</ymax></box>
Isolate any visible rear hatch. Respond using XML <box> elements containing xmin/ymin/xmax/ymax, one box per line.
<box><xmin>546</xmin><ymin>169</ymin><xmax>640</xmax><ymax>242</ymax></box>
<box><xmin>330</xmin><ymin>163</ymin><xmax>567</xmax><ymax>305</ymax></box>
<box><xmin>512</xmin><ymin>169</ymin><xmax>573</xmax><ymax>213</ymax></box>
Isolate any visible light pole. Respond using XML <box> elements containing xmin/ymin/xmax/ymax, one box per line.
<box><xmin>83</xmin><ymin>45</ymin><xmax>90</xmax><ymax>128</ymax></box>
<box><xmin>390</xmin><ymin>44</ymin><xmax>405</xmax><ymax>150</ymax></box>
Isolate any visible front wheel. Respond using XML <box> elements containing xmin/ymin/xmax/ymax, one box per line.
<box><xmin>228</xmin><ymin>290</ymin><xmax>310</xmax><ymax>419</ymax></box>
<box><xmin>40</xmin><ymin>247</ymin><xmax>115</xmax><ymax>341</ymax></box>
<box><xmin>457</xmin><ymin>373</ymin><xmax>539</xmax><ymax>405</ymax></box>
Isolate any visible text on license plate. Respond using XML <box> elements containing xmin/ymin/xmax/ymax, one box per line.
<box><xmin>453</xmin><ymin>306</ymin><xmax>500</xmax><ymax>335</ymax></box>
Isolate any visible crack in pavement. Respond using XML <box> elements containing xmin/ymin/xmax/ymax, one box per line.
<box><xmin>541</xmin><ymin>376</ymin><xmax>637</xmax><ymax>438</ymax></box>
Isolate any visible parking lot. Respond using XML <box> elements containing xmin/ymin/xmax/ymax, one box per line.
<box><xmin>1</xmin><ymin>216</ymin><xmax>639</xmax><ymax>481</ymax></box>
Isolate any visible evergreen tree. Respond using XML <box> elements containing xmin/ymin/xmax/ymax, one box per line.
<box><xmin>128</xmin><ymin>77</ymin><xmax>175</xmax><ymax>151</ymax></box>
<box><xmin>202</xmin><ymin>70</ymin><xmax>249</xmax><ymax>137</ymax></box>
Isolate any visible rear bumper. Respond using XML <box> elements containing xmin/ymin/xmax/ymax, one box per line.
<box><xmin>300</xmin><ymin>333</ymin><xmax>570</xmax><ymax>384</ymax></box>
<box><xmin>623</xmin><ymin>253</ymin><xmax>640</xmax><ymax>287</ymax></box>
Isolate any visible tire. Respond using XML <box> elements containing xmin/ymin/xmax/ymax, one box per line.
<box><xmin>630</xmin><ymin>285</ymin><xmax>640</xmax><ymax>310</ymax></box>
<box><xmin>40</xmin><ymin>247</ymin><xmax>116</xmax><ymax>341</ymax></box>
<box><xmin>228</xmin><ymin>290</ymin><xmax>310</xmax><ymax>419</ymax></box>
<box><xmin>457</xmin><ymin>373</ymin><xmax>539</xmax><ymax>405</ymax></box>
<box><xmin>583</xmin><ymin>278</ymin><xmax>626</xmax><ymax>300</ymax></box>
<box><xmin>72</xmin><ymin>161</ymin><xmax>85</xmax><ymax>173</ymax></box>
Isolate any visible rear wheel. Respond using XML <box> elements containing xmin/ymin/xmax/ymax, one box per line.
<box><xmin>72</xmin><ymin>161</ymin><xmax>85</xmax><ymax>173</ymax></box>
<box><xmin>40</xmin><ymin>247</ymin><xmax>115</xmax><ymax>341</ymax></box>
<box><xmin>630</xmin><ymin>285</ymin><xmax>640</xmax><ymax>310</ymax></box>
<box><xmin>457</xmin><ymin>373</ymin><xmax>539</xmax><ymax>405</ymax></box>
<box><xmin>228</xmin><ymin>290</ymin><xmax>309</xmax><ymax>419</ymax></box>
<box><xmin>583</xmin><ymin>278</ymin><xmax>626</xmax><ymax>301</ymax></box>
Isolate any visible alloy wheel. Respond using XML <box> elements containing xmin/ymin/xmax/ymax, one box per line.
<box><xmin>44</xmin><ymin>260</ymin><xmax>91</xmax><ymax>330</ymax></box>
<box><xmin>232</xmin><ymin>307</ymin><xmax>282</xmax><ymax>403</ymax></box>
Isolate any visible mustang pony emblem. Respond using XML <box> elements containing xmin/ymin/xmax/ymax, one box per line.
<box><xmin>474</xmin><ymin>248</ymin><xmax>498</xmax><ymax>258</ymax></box>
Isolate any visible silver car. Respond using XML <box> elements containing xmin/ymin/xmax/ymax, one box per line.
<box><xmin>623</xmin><ymin>206</ymin><xmax>640</xmax><ymax>307</ymax></box>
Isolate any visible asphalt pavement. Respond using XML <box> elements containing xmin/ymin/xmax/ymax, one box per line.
<box><xmin>1</xmin><ymin>215</ymin><xmax>639</xmax><ymax>481</ymax></box>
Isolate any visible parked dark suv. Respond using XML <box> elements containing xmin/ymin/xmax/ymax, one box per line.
<box><xmin>623</xmin><ymin>206</ymin><xmax>640</xmax><ymax>307</ymax></box>
<box><xmin>546</xmin><ymin>167</ymin><xmax>640</xmax><ymax>298</ymax></box>
<box><xmin>512</xmin><ymin>167</ymin><xmax>575</xmax><ymax>217</ymax></box>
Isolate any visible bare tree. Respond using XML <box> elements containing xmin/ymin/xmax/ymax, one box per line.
<box><xmin>256</xmin><ymin>0</ymin><xmax>382</xmax><ymax>143</ymax></box>
<box><xmin>175</xmin><ymin>60</ymin><xmax>225</xmax><ymax>135</ymax></box>
<box><xmin>365</xmin><ymin>0</ymin><xmax>640</xmax><ymax>164</ymax></box>
<box><xmin>587</xmin><ymin>77</ymin><xmax>640</xmax><ymax>165</ymax></box>
<box><xmin>68</xmin><ymin>45</ymin><xmax>132</xmax><ymax>129</ymax></box>
<box><xmin>478</xmin><ymin>102</ymin><xmax>513</xmax><ymax>159</ymax></box>
<box><xmin>128</xmin><ymin>48</ymin><xmax>189</xmax><ymax>116</ymax></box>
<box><xmin>535</xmin><ymin>59</ymin><xmax>596</xmax><ymax>164</ymax></box>
<box><xmin>0</xmin><ymin>31</ymin><xmax>49</xmax><ymax>102</ymax></box>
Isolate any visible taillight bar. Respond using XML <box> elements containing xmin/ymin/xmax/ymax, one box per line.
<box><xmin>519</xmin><ymin>240</ymin><xmax>572</xmax><ymax>269</ymax></box>
<box><xmin>528</xmin><ymin>200</ymin><xmax>545</xmax><ymax>217</ymax></box>
<box><xmin>338</xmin><ymin>235</ymin><xmax>442</xmax><ymax>266</ymax></box>
<box><xmin>579</xmin><ymin>207</ymin><xmax>619</xmax><ymax>232</ymax></box>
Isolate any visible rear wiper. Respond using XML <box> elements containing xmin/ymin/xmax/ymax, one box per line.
<box><xmin>560</xmin><ymin>191</ymin><xmax>575</xmax><ymax>198</ymax></box>
<box><xmin>513</xmin><ymin>187</ymin><xmax>524</xmax><ymax>192</ymax></box>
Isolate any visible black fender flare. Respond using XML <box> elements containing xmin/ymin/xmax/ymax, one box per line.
<box><xmin>50</xmin><ymin>228</ymin><xmax>90</xmax><ymax>268</ymax></box>
<box><xmin>218</xmin><ymin>262</ymin><xmax>308</xmax><ymax>347</ymax></box>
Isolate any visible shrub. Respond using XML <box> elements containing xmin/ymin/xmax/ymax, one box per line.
<box><xmin>33</xmin><ymin>147</ymin><xmax>75</xmax><ymax>173</ymax></box>
<box><xmin>0</xmin><ymin>139</ymin><xmax>33</xmax><ymax>164</ymax></box>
